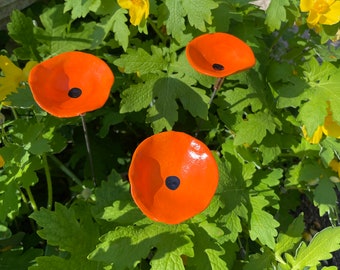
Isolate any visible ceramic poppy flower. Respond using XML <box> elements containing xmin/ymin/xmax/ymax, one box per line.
<box><xmin>186</xmin><ymin>32</ymin><xmax>256</xmax><ymax>78</ymax></box>
<box><xmin>28</xmin><ymin>51</ymin><xmax>114</xmax><ymax>118</ymax></box>
<box><xmin>129</xmin><ymin>131</ymin><xmax>219</xmax><ymax>224</ymax></box>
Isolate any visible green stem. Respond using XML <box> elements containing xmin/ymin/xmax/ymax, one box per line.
<box><xmin>11</xmin><ymin>107</ymin><xmax>18</xmax><ymax>120</ymax></box>
<box><xmin>80</xmin><ymin>114</ymin><xmax>96</xmax><ymax>187</ymax></box>
<box><xmin>42</xmin><ymin>154</ymin><xmax>53</xmax><ymax>210</ymax></box>
<box><xmin>20</xmin><ymin>190</ymin><xmax>37</xmax><ymax>231</ymax></box>
<box><xmin>25</xmin><ymin>186</ymin><xmax>38</xmax><ymax>211</ymax></box>
<box><xmin>148</xmin><ymin>19</ymin><xmax>167</xmax><ymax>44</ymax></box>
<box><xmin>20</xmin><ymin>189</ymin><xmax>28</xmax><ymax>204</ymax></box>
<box><xmin>49</xmin><ymin>155</ymin><xmax>84</xmax><ymax>187</ymax></box>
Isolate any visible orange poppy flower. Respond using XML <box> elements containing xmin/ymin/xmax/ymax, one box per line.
<box><xmin>28</xmin><ymin>51</ymin><xmax>114</xmax><ymax>118</ymax></box>
<box><xmin>186</xmin><ymin>32</ymin><xmax>256</xmax><ymax>78</ymax></box>
<box><xmin>129</xmin><ymin>131</ymin><xmax>219</xmax><ymax>224</ymax></box>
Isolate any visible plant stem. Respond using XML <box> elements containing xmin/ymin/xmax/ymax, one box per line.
<box><xmin>49</xmin><ymin>155</ymin><xmax>84</xmax><ymax>187</ymax></box>
<box><xmin>42</xmin><ymin>154</ymin><xmax>53</xmax><ymax>210</ymax></box>
<box><xmin>10</xmin><ymin>107</ymin><xmax>18</xmax><ymax>119</ymax></box>
<box><xmin>148</xmin><ymin>19</ymin><xmax>167</xmax><ymax>44</ymax></box>
<box><xmin>25</xmin><ymin>186</ymin><xmax>38</xmax><ymax>212</ymax></box>
<box><xmin>80</xmin><ymin>113</ymin><xmax>96</xmax><ymax>187</ymax></box>
<box><xmin>20</xmin><ymin>190</ymin><xmax>37</xmax><ymax>231</ymax></box>
<box><xmin>209</xmin><ymin>77</ymin><xmax>225</xmax><ymax>105</ymax></box>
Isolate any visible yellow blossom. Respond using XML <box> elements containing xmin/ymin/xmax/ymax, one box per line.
<box><xmin>322</xmin><ymin>112</ymin><xmax>340</xmax><ymax>137</ymax></box>
<box><xmin>0</xmin><ymin>155</ymin><xmax>4</xmax><ymax>168</ymax></box>
<box><xmin>0</xmin><ymin>56</ymin><xmax>37</xmax><ymax>104</ymax></box>
<box><xmin>300</xmin><ymin>0</ymin><xmax>340</xmax><ymax>27</ymax></box>
<box><xmin>302</xmin><ymin>125</ymin><xmax>324</xmax><ymax>144</ymax></box>
<box><xmin>302</xmin><ymin>106</ymin><xmax>340</xmax><ymax>144</ymax></box>
<box><xmin>329</xmin><ymin>159</ymin><xmax>340</xmax><ymax>177</ymax></box>
<box><xmin>117</xmin><ymin>0</ymin><xmax>149</xmax><ymax>26</ymax></box>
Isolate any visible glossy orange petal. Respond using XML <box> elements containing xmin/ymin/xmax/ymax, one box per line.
<box><xmin>28</xmin><ymin>51</ymin><xmax>114</xmax><ymax>118</ymax></box>
<box><xmin>129</xmin><ymin>131</ymin><xmax>219</xmax><ymax>224</ymax></box>
<box><xmin>186</xmin><ymin>32</ymin><xmax>256</xmax><ymax>77</ymax></box>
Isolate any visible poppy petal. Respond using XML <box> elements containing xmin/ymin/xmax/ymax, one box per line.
<box><xmin>186</xmin><ymin>32</ymin><xmax>256</xmax><ymax>77</ymax></box>
<box><xmin>28</xmin><ymin>51</ymin><xmax>114</xmax><ymax>118</ymax></box>
<box><xmin>129</xmin><ymin>131</ymin><xmax>219</xmax><ymax>224</ymax></box>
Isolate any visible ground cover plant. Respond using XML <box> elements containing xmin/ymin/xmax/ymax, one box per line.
<box><xmin>0</xmin><ymin>0</ymin><xmax>340</xmax><ymax>269</ymax></box>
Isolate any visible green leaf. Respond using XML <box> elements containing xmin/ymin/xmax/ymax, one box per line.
<box><xmin>249</xmin><ymin>196</ymin><xmax>279</xmax><ymax>249</ymax></box>
<box><xmin>234</xmin><ymin>111</ymin><xmax>277</xmax><ymax>145</ymax></box>
<box><xmin>30</xmin><ymin>202</ymin><xmax>100</xmax><ymax>269</ymax></box>
<box><xmin>120</xmin><ymin>75</ymin><xmax>157</xmax><ymax>113</ymax></box>
<box><xmin>297</xmin><ymin>90</ymin><xmax>327</xmax><ymax>136</ymax></box>
<box><xmin>171</xmin><ymin>52</ymin><xmax>215</xmax><ymax>88</ymax></box>
<box><xmin>216</xmin><ymin>149</ymin><xmax>250</xmax><ymax>242</ymax></box>
<box><xmin>88</xmin><ymin>223</ymin><xmax>194</xmax><ymax>269</ymax></box>
<box><xmin>0</xmin><ymin>178</ymin><xmax>21</xmax><ymax>223</ymax></box>
<box><xmin>114</xmin><ymin>46</ymin><xmax>167</xmax><ymax>75</ymax></box>
<box><xmin>111</xmin><ymin>9</ymin><xmax>129</xmax><ymax>50</ymax></box>
<box><xmin>177</xmin><ymin>86</ymin><xmax>209</xmax><ymax>119</ymax></box>
<box><xmin>98</xmin><ymin>111</ymin><xmax>125</xmax><ymax>138</ymax></box>
<box><xmin>36</xmin><ymin>5</ymin><xmax>94</xmax><ymax>55</ymax></box>
<box><xmin>316</xmin><ymin>70</ymin><xmax>340</xmax><ymax>124</ymax></box>
<box><xmin>6</xmin><ymin>86</ymin><xmax>41</xmax><ymax>111</ymax></box>
<box><xmin>320</xmin><ymin>137</ymin><xmax>340</xmax><ymax>165</ymax></box>
<box><xmin>7</xmin><ymin>10</ymin><xmax>39</xmax><ymax>60</ymax></box>
<box><xmin>182</xmin><ymin>0</ymin><xmax>218</xmax><ymax>32</ymax></box>
<box><xmin>147</xmin><ymin>77</ymin><xmax>208</xmax><ymax>132</ymax></box>
<box><xmin>265</xmin><ymin>0</ymin><xmax>289</xmax><ymax>32</ymax></box>
<box><xmin>313</xmin><ymin>179</ymin><xmax>337</xmax><ymax>217</ymax></box>
<box><xmin>286</xmin><ymin>160</ymin><xmax>330</xmax><ymax>187</ymax></box>
<box><xmin>187</xmin><ymin>222</ymin><xmax>227</xmax><ymax>270</ymax></box>
<box><xmin>243</xmin><ymin>247</ymin><xmax>275</xmax><ymax>270</ymax></box>
<box><xmin>92</xmin><ymin>171</ymin><xmax>146</xmax><ymax>225</ymax></box>
<box><xmin>298</xmin><ymin>59</ymin><xmax>340</xmax><ymax>134</ymax></box>
<box><xmin>222</xmin><ymin>212</ymin><xmax>243</xmax><ymax>243</ymax></box>
<box><xmin>252</xmin><ymin>168</ymin><xmax>282</xmax><ymax>210</ymax></box>
<box><xmin>0</xmin><ymin>248</ymin><xmax>43</xmax><ymax>270</ymax></box>
<box><xmin>275</xmin><ymin>214</ymin><xmax>304</xmax><ymax>264</ymax></box>
<box><xmin>274</xmin><ymin>77</ymin><xmax>310</xmax><ymax>109</ymax></box>
<box><xmin>303</xmin><ymin>57</ymin><xmax>338</xmax><ymax>83</ymax></box>
<box><xmin>21</xmin><ymin>123</ymin><xmax>51</xmax><ymax>155</ymax></box>
<box><xmin>160</xmin><ymin>0</ymin><xmax>186</xmax><ymax>42</ymax></box>
<box><xmin>258</xmin><ymin>134</ymin><xmax>282</xmax><ymax>165</ymax></box>
<box><xmin>91</xmin><ymin>170</ymin><xmax>123</xmax><ymax>219</ymax></box>
<box><xmin>147</xmin><ymin>78</ymin><xmax>178</xmax><ymax>132</ymax></box>
<box><xmin>222</xmin><ymin>87</ymin><xmax>262</xmax><ymax>113</ymax></box>
<box><xmin>120</xmin><ymin>75</ymin><xmax>209</xmax><ymax>132</ymax></box>
<box><xmin>290</xmin><ymin>227</ymin><xmax>340</xmax><ymax>269</ymax></box>
<box><xmin>64</xmin><ymin>0</ymin><xmax>101</xmax><ymax>19</ymax></box>
<box><xmin>91</xmin><ymin>7</ymin><xmax>130</xmax><ymax>50</ymax></box>
<box><xmin>0</xmin><ymin>140</ymin><xmax>42</xmax><ymax>189</ymax></box>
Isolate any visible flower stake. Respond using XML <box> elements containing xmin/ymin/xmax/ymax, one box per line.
<box><xmin>28</xmin><ymin>51</ymin><xmax>114</xmax><ymax>186</ymax></box>
<box><xmin>128</xmin><ymin>131</ymin><xmax>219</xmax><ymax>224</ymax></box>
<box><xmin>186</xmin><ymin>32</ymin><xmax>256</xmax><ymax>104</ymax></box>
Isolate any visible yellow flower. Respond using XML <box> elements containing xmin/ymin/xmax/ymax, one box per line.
<box><xmin>322</xmin><ymin>112</ymin><xmax>340</xmax><ymax>137</ymax></box>
<box><xmin>300</xmin><ymin>0</ymin><xmax>340</xmax><ymax>27</ymax></box>
<box><xmin>302</xmin><ymin>106</ymin><xmax>340</xmax><ymax>144</ymax></box>
<box><xmin>0</xmin><ymin>56</ymin><xmax>37</xmax><ymax>104</ymax></box>
<box><xmin>117</xmin><ymin>0</ymin><xmax>149</xmax><ymax>26</ymax></box>
<box><xmin>329</xmin><ymin>159</ymin><xmax>340</xmax><ymax>177</ymax></box>
<box><xmin>302</xmin><ymin>125</ymin><xmax>324</xmax><ymax>144</ymax></box>
<box><xmin>0</xmin><ymin>155</ymin><xmax>4</xmax><ymax>168</ymax></box>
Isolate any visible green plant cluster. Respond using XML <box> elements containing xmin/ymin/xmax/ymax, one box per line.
<box><xmin>1</xmin><ymin>0</ymin><xmax>340</xmax><ymax>269</ymax></box>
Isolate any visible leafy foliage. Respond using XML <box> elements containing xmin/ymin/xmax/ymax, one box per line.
<box><xmin>1</xmin><ymin>0</ymin><xmax>340</xmax><ymax>269</ymax></box>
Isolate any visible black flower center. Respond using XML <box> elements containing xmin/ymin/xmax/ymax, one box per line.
<box><xmin>68</xmin><ymin>87</ymin><xmax>82</xmax><ymax>98</ymax></box>
<box><xmin>212</xmin><ymin>63</ymin><xmax>224</xmax><ymax>71</ymax></box>
<box><xmin>165</xmin><ymin>176</ymin><xmax>180</xmax><ymax>190</ymax></box>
